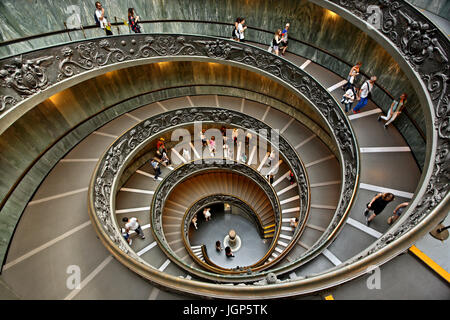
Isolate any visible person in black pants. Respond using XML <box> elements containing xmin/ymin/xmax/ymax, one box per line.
<box><xmin>151</xmin><ymin>159</ymin><xmax>161</xmax><ymax>180</ymax></box>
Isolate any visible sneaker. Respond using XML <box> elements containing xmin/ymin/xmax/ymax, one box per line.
<box><xmin>129</xmin><ymin>239</ymin><xmax>133</xmax><ymax>245</ymax></box>
<box><xmin>384</xmin><ymin>124</ymin><xmax>388</xmax><ymax>130</ymax></box>
<box><xmin>363</xmin><ymin>209</ymin><xmax>369</xmax><ymax>217</ymax></box>
<box><xmin>377</xmin><ymin>116</ymin><xmax>381</xmax><ymax>121</ymax></box>
<box><xmin>141</xmin><ymin>235</ymin><xmax>146</xmax><ymax>239</ymax></box>
<box><xmin>366</xmin><ymin>219</ymin><xmax>372</xmax><ymax>226</ymax></box>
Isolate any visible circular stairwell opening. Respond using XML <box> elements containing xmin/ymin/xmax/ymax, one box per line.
<box><xmin>189</xmin><ymin>202</ymin><xmax>270</xmax><ymax>269</ymax></box>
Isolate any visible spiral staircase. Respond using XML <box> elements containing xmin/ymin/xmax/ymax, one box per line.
<box><xmin>0</xmin><ymin>0</ymin><xmax>448</xmax><ymax>300</ymax></box>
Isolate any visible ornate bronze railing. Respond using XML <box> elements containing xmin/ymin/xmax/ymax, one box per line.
<box><xmin>89</xmin><ymin>103</ymin><xmax>354</xmax><ymax>283</ymax></box>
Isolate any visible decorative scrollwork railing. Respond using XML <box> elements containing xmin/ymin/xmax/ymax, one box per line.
<box><xmin>77</xmin><ymin>35</ymin><xmax>358</xmax><ymax>285</ymax></box>
<box><xmin>90</xmin><ymin>106</ymin><xmax>321</xmax><ymax>282</ymax></box>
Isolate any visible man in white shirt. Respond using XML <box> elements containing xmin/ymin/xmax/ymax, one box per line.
<box><xmin>122</xmin><ymin>217</ymin><xmax>145</xmax><ymax>239</ymax></box>
<box><xmin>353</xmin><ymin>76</ymin><xmax>377</xmax><ymax>113</ymax></box>
<box><xmin>95</xmin><ymin>2</ymin><xmax>113</xmax><ymax>36</ymax></box>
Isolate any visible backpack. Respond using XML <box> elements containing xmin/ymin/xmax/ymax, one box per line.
<box><xmin>363</xmin><ymin>81</ymin><xmax>372</xmax><ymax>100</ymax></box>
<box><xmin>94</xmin><ymin>12</ymin><xmax>100</xmax><ymax>27</ymax></box>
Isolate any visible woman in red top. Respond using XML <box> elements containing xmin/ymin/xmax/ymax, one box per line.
<box><xmin>128</xmin><ymin>8</ymin><xmax>141</xmax><ymax>33</ymax></box>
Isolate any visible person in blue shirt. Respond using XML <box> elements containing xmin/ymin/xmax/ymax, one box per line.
<box><xmin>280</xmin><ymin>23</ymin><xmax>290</xmax><ymax>56</ymax></box>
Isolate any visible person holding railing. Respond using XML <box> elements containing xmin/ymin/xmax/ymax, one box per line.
<box><xmin>128</xmin><ymin>8</ymin><xmax>141</xmax><ymax>33</ymax></box>
<box><xmin>378</xmin><ymin>93</ymin><xmax>407</xmax><ymax>129</ymax></box>
<box><xmin>94</xmin><ymin>2</ymin><xmax>113</xmax><ymax>36</ymax></box>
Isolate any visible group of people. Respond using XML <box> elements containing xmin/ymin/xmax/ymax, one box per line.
<box><xmin>268</xmin><ymin>23</ymin><xmax>290</xmax><ymax>56</ymax></box>
<box><xmin>150</xmin><ymin>138</ymin><xmax>171</xmax><ymax>180</ymax></box>
<box><xmin>121</xmin><ymin>216</ymin><xmax>145</xmax><ymax>245</ymax></box>
<box><xmin>340</xmin><ymin>62</ymin><xmax>408</xmax><ymax>128</ymax></box>
<box><xmin>191</xmin><ymin>208</ymin><xmax>212</xmax><ymax>230</ymax></box>
<box><xmin>199</xmin><ymin>127</ymin><xmax>252</xmax><ymax>160</ymax></box>
<box><xmin>232</xmin><ymin>17</ymin><xmax>247</xmax><ymax>42</ymax></box>
<box><xmin>216</xmin><ymin>241</ymin><xmax>235</xmax><ymax>258</ymax></box>
<box><xmin>94</xmin><ymin>2</ymin><xmax>142</xmax><ymax>36</ymax></box>
<box><xmin>364</xmin><ymin>193</ymin><xmax>409</xmax><ymax>227</ymax></box>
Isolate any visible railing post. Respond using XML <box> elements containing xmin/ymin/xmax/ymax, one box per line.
<box><xmin>63</xmin><ymin>22</ymin><xmax>72</xmax><ymax>41</ymax></box>
<box><xmin>114</xmin><ymin>17</ymin><xmax>120</xmax><ymax>34</ymax></box>
<box><xmin>80</xmin><ymin>24</ymin><xmax>87</xmax><ymax>39</ymax></box>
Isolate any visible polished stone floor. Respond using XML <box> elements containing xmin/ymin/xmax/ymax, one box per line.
<box><xmin>189</xmin><ymin>204</ymin><xmax>270</xmax><ymax>269</ymax></box>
